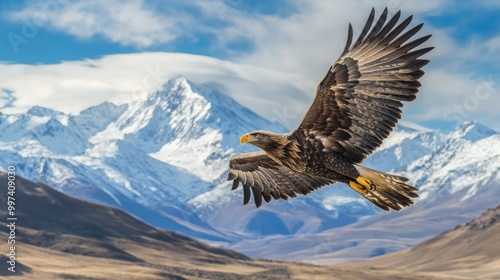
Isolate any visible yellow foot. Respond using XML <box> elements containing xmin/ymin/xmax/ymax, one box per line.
<box><xmin>349</xmin><ymin>180</ymin><xmax>369</xmax><ymax>195</ymax></box>
<box><xmin>355</xmin><ymin>176</ymin><xmax>376</xmax><ymax>191</ymax></box>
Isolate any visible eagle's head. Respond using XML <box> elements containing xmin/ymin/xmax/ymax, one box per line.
<box><xmin>240</xmin><ymin>130</ymin><xmax>303</xmax><ymax>171</ymax></box>
<box><xmin>239</xmin><ymin>130</ymin><xmax>285</xmax><ymax>151</ymax></box>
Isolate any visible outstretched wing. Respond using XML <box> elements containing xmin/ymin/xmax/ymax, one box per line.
<box><xmin>293</xmin><ymin>8</ymin><xmax>433</xmax><ymax>163</ymax></box>
<box><xmin>227</xmin><ymin>151</ymin><xmax>333</xmax><ymax>207</ymax></box>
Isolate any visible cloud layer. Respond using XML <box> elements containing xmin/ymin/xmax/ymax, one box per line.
<box><xmin>2</xmin><ymin>0</ymin><xmax>500</xmax><ymax>130</ymax></box>
<box><xmin>0</xmin><ymin>52</ymin><xmax>311</xmax><ymax>127</ymax></box>
<box><xmin>7</xmin><ymin>0</ymin><xmax>193</xmax><ymax>47</ymax></box>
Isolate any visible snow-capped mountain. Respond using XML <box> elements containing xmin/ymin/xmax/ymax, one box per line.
<box><xmin>0</xmin><ymin>76</ymin><xmax>498</xmax><ymax>262</ymax></box>
<box><xmin>0</xmin><ymin>77</ymin><xmax>287</xmax><ymax>241</ymax></box>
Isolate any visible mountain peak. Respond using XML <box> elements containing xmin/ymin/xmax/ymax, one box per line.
<box><xmin>451</xmin><ymin>121</ymin><xmax>497</xmax><ymax>142</ymax></box>
<box><xmin>165</xmin><ymin>75</ymin><xmax>189</xmax><ymax>87</ymax></box>
<box><xmin>26</xmin><ymin>106</ymin><xmax>61</xmax><ymax>117</ymax></box>
<box><xmin>152</xmin><ymin>76</ymin><xmax>192</xmax><ymax>99</ymax></box>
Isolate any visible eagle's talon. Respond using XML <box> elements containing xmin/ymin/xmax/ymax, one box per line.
<box><xmin>349</xmin><ymin>180</ymin><xmax>369</xmax><ymax>195</ymax></box>
<box><xmin>355</xmin><ymin>176</ymin><xmax>373</xmax><ymax>190</ymax></box>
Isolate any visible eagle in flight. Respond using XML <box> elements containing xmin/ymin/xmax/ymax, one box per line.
<box><xmin>227</xmin><ymin>8</ymin><xmax>433</xmax><ymax>211</ymax></box>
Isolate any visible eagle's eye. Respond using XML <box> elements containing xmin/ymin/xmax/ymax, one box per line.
<box><xmin>254</xmin><ymin>133</ymin><xmax>261</xmax><ymax>138</ymax></box>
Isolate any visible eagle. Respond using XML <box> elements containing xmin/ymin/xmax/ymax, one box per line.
<box><xmin>227</xmin><ymin>8</ymin><xmax>433</xmax><ymax>211</ymax></box>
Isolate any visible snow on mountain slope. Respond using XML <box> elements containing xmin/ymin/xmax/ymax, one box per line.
<box><xmin>0</xmin><ymin>77</ymin><xmax>285</xmax><ymax>241</ymax></box>
<box><xmin>405</xmin><ymin>122</ymin><xmax>498</xmax><ymax>201</ymax></box>
<box><xmin>362</xmin><ymin>125</ymin><xmax>444</xmax><ymax>172</ymax></box>
<box><xmin>70</xmin><ymin>102</ymin><xmax>128</xmax><ymax>140</ymax></box>
<box><xmin>88</xmin><ymin>77</ymin><xmax>284</xmax><ymax>182</ymax></box>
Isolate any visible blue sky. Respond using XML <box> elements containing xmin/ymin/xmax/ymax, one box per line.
<box><xmin>0</xmin><ymin>0</ymin><xmax>499</xmax><ymax>131</ymax></box>
<box><xmin>0</xmin><ymin>0</ymin><xmax>292</xmax><ymax>63</ymax></box>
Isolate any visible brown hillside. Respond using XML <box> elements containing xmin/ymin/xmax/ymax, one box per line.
<box><xmin>0</xmin><ymin>172</ymin><xmax>461</xmax><ymax>279</ymax></box>
<box><xmin>349</xmin><ymin>204</ymin><xmax>500</xmax><ymax>279</ymax></box>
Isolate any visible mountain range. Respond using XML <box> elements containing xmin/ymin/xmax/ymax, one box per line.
<box><xmin>0</xmin><ymin>76</ymin><xmax>498</xmax><ymax>262</ymax></box>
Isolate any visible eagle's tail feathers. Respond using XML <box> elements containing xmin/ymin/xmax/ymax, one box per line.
<box><xmin>350</xmin><ymin>165</ymin><xmax>419</xmax><ymax>211</ymax></box>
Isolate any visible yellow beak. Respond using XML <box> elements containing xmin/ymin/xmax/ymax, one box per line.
<box><xmin>240</xmin><ymin>133</ymin><xmax>256</xmax><ymax>144</ymax></box>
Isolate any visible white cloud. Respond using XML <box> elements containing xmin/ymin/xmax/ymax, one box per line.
<box><xmin>0</xmin><ymin>52</ymin><xmax>311</xmax><ymax>126</ymax></box>
<box><xmin>2</xmin><ymin>51</ymin><xmax>498</xmax><ymax>131</ymax></box>
<box><xmin>7</xmin><ymin>0</ymin><xmax>190</xmax><ymax>47</ymax></box>
<box><xmin>407</xmin><ymin>69</ymin><xmax>500</xmax><ymax>127</ymax></box>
